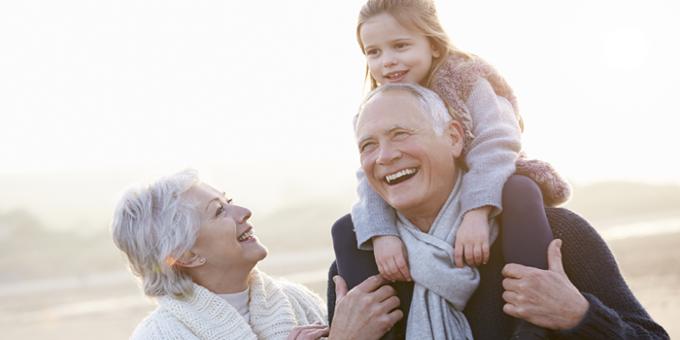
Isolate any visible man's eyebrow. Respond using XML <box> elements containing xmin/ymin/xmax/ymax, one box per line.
<box><xmin>357</xmin><ymin>125</ymin><xmax>412</xmax><ymax>145</ymax></box>
<box><xmin>205</xmin><ymin>192</ymin><xmax>226</xmax><ymax>211</ymax></box>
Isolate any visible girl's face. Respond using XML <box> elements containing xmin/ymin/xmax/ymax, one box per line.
<box><xmin>360</xmin><ymin>13</ymin><xmax>440</xmax><ymax>86</ymax></box>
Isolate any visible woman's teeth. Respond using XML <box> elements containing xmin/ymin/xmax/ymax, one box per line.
<box><xmin>237</xmin><ymin>229</ymin><xmax>254</xmax><ymax>241</ymax></box>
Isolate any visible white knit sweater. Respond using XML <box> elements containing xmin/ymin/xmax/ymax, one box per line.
<box><xmin>130</xmin><ymin>269</ymin><xmax>327</xmax><ymax>340</ymax></box>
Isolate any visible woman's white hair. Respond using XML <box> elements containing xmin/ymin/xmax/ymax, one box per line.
<box><xmin>354</xmin><ymin>83</ymin><xmax>452</xmax><ymax>135</ymax></box>
<box><xmin>111</xmin><ymin>169</ymin><xmax>200</xmax><ymax>298</ymax></box>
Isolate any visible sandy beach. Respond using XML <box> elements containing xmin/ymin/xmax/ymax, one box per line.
<box><xmin>1</xmin><ymin>227</ymin><xmax>677</xmax><ymax>339</ymax></box>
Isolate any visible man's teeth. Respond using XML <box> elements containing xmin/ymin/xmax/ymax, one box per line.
<box><xmin>385</xmin><ymin>168</ymin><xmax>416</xmax><ymax>184</ymax></box>
<box><xmin>237</xmin><ymin>230</ymin><xmax>253</xmax><ymax>241</ymax></box>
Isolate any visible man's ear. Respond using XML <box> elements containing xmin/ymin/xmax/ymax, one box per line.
<box><xmin>446</xmin><ymin>120</ymin><xmax>465</xmax><ymax>157</ymax></box>
<box><xmin>174</xmin><ymin>251</ymin><xmax>206</xmax><ymax>268</ymax></box>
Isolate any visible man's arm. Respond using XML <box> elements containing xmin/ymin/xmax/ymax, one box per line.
<box><xmin>502</xmin><ymin>208</ymin><xmax>669</xmax><ymax>339</ymax></box>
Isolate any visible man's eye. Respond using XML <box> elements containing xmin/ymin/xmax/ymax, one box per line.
<box><xmin>360</xmin><ymin>142</ymin><xmax>376</xmax><ymax>153</ymax></box>
<box><xmin>394</xmin><ymin>131</ymin><xmax>409</xmax><ymax>139</ymax></box>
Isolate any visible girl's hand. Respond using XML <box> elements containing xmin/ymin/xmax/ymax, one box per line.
<box><xmin>287</xmin><ymin>323</ymin><xmax>329</xmax><ymax>340</ymax></box>
<box><xmin>454</xmin><ymin>207</ymin><xmax>491</xmax><ymax>267</ymax></box>
<box><xmin>372</xmin><ymin>235</ymin><xmax>412</xmax><ymax>282</ymax></box>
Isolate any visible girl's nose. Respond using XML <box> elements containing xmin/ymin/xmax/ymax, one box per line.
<box><xmin>383</xmin><ymin>58</ymin><xmax>397</xmax><ymax>68</ymax></box>
<box><xmin>382</xmin><ymin>53</ymin><xmax>397</xmax><ymax>68</ymax></box>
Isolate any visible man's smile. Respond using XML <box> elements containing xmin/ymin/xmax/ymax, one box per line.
<box><xmin>384</xmin><ymin>167</ymin><xmax>418</xmax><ymax>185</ymax></box>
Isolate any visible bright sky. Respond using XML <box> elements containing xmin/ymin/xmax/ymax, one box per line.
<box><xmin>1</xmin><ymin>0</ymin><xmax>679</xmax><ymax>186</ymax></box>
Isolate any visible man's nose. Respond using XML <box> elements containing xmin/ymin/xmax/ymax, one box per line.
<box><xmin>376</xmin><ymin>143</ymin><xmax>401</xmax><ymax>164</ymax></box>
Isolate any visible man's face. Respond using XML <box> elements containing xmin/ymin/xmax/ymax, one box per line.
<box><xmin>355</xmin><ymin>90</ymin><xmax>463</xmax><ymax>221</ymax></box>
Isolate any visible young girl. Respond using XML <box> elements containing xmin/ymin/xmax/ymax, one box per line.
<box><xmin>332</xmin><ymin>0</ymin><xmax>571</xmax><ymax>339</ymax></box>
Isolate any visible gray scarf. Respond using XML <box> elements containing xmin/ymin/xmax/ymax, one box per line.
<box><xmin>397</xmin><ymin>174</ymin><xmax>495</xmax><ymax>339</ymax></box>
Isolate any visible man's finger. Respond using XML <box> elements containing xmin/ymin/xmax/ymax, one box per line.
<box><xmin>502</xmin><ymin>277</ymin><xmax>521</xmax><ymax>292</ymax></box>
<box><xmin>355</xmin><ymin>274</ymin><xmax>387</xmax><ymax>293</ymax></box>
<box><xmin>386</xmin><ymin>308</ymin><xmax>405</xmax><ymax>327</ymax></box>
<box><xmin>501</xmin><ymin>263</ymin><xmax>532</xmax><ymax>279</ymax></box>
<box><xmin>373</xmin><ymin>284</ymin><xmax>397</xmax><ymax>302</ymax></box>
<box><xmin>501</xmin><ymin>290</ymin><xmax>520</xmax><ymax>304</ymax></box>
<box><xmin>547</xmin><ymin>239</ymin><xmax>566</xmax><ymax>274</ymax></box>
<box><xmin>380</xmin><ymin>295</ymin><xmax>401</xmax><ymax>312</ymax></box>
<box><xmin>333</xmin><ymin>276</ymin><xmax>348</xmax><ymax>303</ymax></box>
<box><xmin>502</xmin><ymin>302</ymin><xmax>521</xmax><ymax>318</ymax></box>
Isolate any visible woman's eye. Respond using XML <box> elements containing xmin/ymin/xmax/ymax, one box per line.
<box><xmin>215</xmin><ymin>204</ymin><xmax>224</xmax><ymax>217</ymax></box>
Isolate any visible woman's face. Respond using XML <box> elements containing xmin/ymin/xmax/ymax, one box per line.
<box><xmin>360</xmin><ymin>12</ymin><xmax>439</xmax><ymax>86</ymax></box>
<box><xmin>184</xmin><ymin>183</ymin><xmax>267</xmax><ymax>272</ymax></box>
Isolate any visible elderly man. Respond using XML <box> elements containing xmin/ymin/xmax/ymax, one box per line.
<box><xmin>327</xmin><ymin>83</ymin><xmax>668</xmax><ymax>339</ymax></box>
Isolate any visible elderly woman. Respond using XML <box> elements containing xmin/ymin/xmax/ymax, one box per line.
<box><xmin>111</xmin><ymin>170</ymin><xmax>329</xmax><ymax>340</ymax></box>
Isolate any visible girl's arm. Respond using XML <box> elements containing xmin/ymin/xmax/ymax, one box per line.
<box><xmin>351</xmin><ymin>168</ymin><xmax>399</xmax><ymax>250</ymax></box>
<box><xmin>459</xmin><ymin>78</ymin><xmax>521</xmax><ymax>217</ymax></box>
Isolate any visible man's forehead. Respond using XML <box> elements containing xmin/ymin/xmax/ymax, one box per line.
<box><xmin>358</xmin><ymin>95</ymin><xmax>425</xmax><ymax>129</ymax></box>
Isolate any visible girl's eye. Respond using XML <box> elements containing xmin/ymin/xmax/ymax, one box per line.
<box><xmin>394</xmin><ymin>43</ymin><xmax>408</xmax><ymax>49</ymax></box>
<box><xmin>365</xmin><ymin>48</ymin><xmax>379</xmax><ymax>57</ymax></box>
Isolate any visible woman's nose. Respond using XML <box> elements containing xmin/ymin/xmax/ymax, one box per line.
<box><xmin>236</xmin><ymin>206</ymin><xmax>252</xmax><ymax>224</ymax></box>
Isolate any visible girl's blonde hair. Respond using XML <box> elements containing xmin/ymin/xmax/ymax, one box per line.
<box><xmin>356</xmin><ymin>0</ymin><xmax>471</xmax><ymax>91</ymax></box>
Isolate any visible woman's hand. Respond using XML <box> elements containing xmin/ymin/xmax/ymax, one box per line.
<box><xmin>372</xmin><ymin>235</ymin><xmax>412</xmax><ymax>281</ymax></box>
<box><xmin>287</xmin><ymin>323</ymin><xmax>329</xmax><ymax>340</ymax></box>
<box><xmin>454</xmin><ymin>207</ymin><xmax>491</xmax><ymax>267</ymax></box>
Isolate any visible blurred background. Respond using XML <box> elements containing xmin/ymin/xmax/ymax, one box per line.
<box><xmin>1</xmin><ymin>0</ymin><xmax>679</xmax><ymax>338</ymax></box>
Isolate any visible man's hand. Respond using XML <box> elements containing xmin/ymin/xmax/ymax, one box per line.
<box><xmin>454</xmin><ymin>207</ymin><xmax>491</xmax><ymax>267</ymax></box>
<box><xmin>329</xmin><ymin>275</ymin><xmax>403</xmax><ymax>340</ymax></box>
<box><xmin>287</xmin><ymin>323</ymin><xmax>329</xmax><ymax>340</ymax></box>
<box><xmin>501</xmin><ymin>239</ymin><xmax>590</xmax><ymax>330</ymax></box>
<box><xmin>372</xmin><ymin>235</ymin><xmax>412</xmax><ymax>281</ymax></box>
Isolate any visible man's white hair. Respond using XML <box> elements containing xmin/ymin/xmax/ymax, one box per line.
<box><xmin>354</xmin><ymin>83</ymin><xmax>452</xmax><ymax>135</ymax></box>
<box><xmin>111</xmin><ymin>169</ymin><xmax>201</xmax><ymax>298</ymax></box>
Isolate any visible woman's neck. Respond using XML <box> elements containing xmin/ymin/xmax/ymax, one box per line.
<box><xmin>191</xmin><ymin>265</ymin><xmax>253</xmax><ymax>294</ymax></box>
